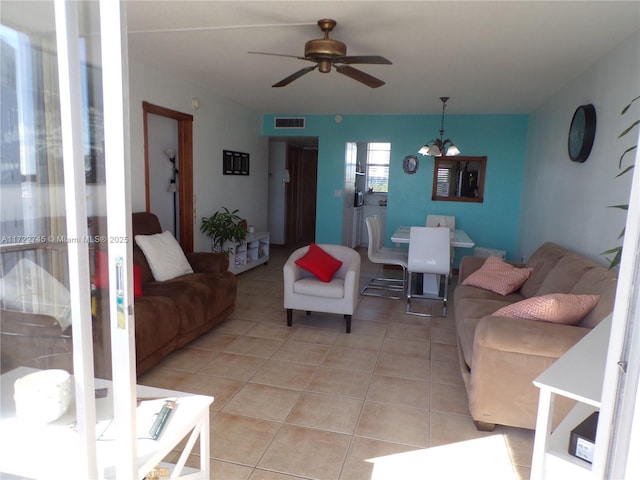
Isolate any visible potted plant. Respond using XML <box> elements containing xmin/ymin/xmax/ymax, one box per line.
<box><xmin>200</xmin><ymin>207</ymin><xmax>247</xmax><ymax>255</ymax></box>
<box><xmin>602</xmin><ymin>95</ymin><xmax>639</xmax><ymax>268</ymax></box>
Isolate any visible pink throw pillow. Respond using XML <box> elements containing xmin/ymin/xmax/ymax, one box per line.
<box><xmin>493</xmin><ymin>293</ymin><xmax>600</xmax><ymax>325</ymax></box>
<box><xmin>461</xmin><ymin>256</ymin><xmax>532</xmax><ymax>295</ymax></box>
<box><xmin>295</xmin><ymin>243</ymin><xmax>343</xmax><ymax>282</ymax></box>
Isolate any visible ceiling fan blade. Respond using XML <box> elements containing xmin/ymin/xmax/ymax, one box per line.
<box><xmin>338</xmin><ymin>55</ymin><xmax>392</xmax><ymax>65</ymax></box>
<box><xmin>335</xmin><ymin>65</ymin><xmax>385</xmax><ymax>88</ymax></box>
<box><xmin>273</xmin><ymin>65</ymin><xmax>318</xmax><ymax>87</ymax></box>
<box><xmin>248</xmin><ymin>51</ymin><xmax>307</xmax><ymax>61</ymax></box>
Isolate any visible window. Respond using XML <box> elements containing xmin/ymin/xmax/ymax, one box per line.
<box><xmin>366</xmin><ymin>142</ymin><xmax>391</xmax><ymax>193</ymax></box>
<box><xmin>436</xmin><ymin>166</ymin><xmax>451</xmax><ymax>197</ymax></box>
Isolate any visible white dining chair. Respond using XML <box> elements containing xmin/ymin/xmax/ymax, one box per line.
<box><xmin>406</xmin><ymin>226</ymin><xmax>451</xmax><ymax>317</ymax></box>
<box><xmin>426</xmin><ymin>214</ymin><xmax>456</xmax><ymax>231</ymax></box>
<box><xmin>361</xmin><ymin>216</ymin><xmax>408</xmax><ymax>299</ymax></box>
<box><xmin>426</xmin><ymin>214</ymin><xmax>456</xmax><ymax>274</ymax></box>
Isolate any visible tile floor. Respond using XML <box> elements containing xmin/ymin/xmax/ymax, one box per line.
<box><xmin>138</xmin><ymin>247</ymin><xmax>535</xmax><ymax>480</ymax></box>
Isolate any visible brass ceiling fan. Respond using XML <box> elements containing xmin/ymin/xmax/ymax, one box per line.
<box><xmin>249</xmin><ymin>19</ymin><xmax>392</xmax><ymax>88</ymax></box>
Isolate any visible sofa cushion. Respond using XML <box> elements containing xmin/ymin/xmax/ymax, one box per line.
<box><xmin>519</xmin><ymin>242</ymin><xmax>568</xmax><ymax>298</ymax></box>
<box><xmin>493</xmin><ymin>293</ymin><xmax>600</xmax><ymax>325</ymax></box>
<box><xmin>293</xmin><ymin>277</ymin><xmax>345</xmax><ymax>299</ymax></box>
<box><xmin>135</xmin><ymin>231</ymin><xmax>194</xmax><ymax>281</ymax></box>
<box><xmin>570</xmin><ymin>269</ymin><xmax>618</xmax><ymax>328</ymax></box>
<box><xmin>455</xmin><ymin>297</ymin><xmax>514</xmax><ymax>367</ymax></box>
<box><xmin>134</xmin><ymin>295</ymin><xmax>180</xmax><ymax>363</ymax></box>
<box><xmin>132</xmin><ymin>212</ymin><xmax>163</xmax><ymax>284</ymax></box>
<box><xmin>534</xmin><ymin>255</ymin><xmax>600</xmax><ymax>297</ymax></box>
<box><xmin>295</xmin><ymin>243</ymin><xmax>343</xmax><ymax>282</ymax></box>
<box><xmin>143</xmin><ymin>274</ymin><xmax>232</xmax><ymax>334</ymax></box>
<box><xmin>461</xmin><ymin>256</ymin><xmax>532</xmax><ymax>296</ymax></box>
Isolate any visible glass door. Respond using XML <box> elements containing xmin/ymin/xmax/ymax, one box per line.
<box><xmin>0</xmin><ymin>1</ymin><xmax>136</xmax><ymax>478</ymax></box>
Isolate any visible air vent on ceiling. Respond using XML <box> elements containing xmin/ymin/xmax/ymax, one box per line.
<box><xmin>274</xmin><ymin>117</ymin><xmax>305</xmax><ymax>129</ymax></box>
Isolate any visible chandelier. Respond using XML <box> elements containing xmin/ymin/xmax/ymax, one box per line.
<box><xmin>418</xmin><ymin>97</ymin><xmax>461</xmax><ymax>157</ymax></box>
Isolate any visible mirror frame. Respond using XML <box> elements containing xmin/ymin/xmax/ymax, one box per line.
<box><xmin>432</xmin><ymin>155</ymin><xmax>487</xmax><ymax>203</ymax></box>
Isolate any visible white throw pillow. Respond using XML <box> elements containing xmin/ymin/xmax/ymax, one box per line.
<box><xmin>135</xmin><ymin>231</ymin><xmax>194</xmax><ymax>281</ymax></box>
<box><xmin>0</xmin><ymin>257</ymin><xmax>72</xmax><ymax>330</ymax></box>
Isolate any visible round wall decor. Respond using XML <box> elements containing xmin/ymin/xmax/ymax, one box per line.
<box><xmin>568</xmin><ymin>104</ymin><xmax>596</xmax><ymax>163</ymax></box>
<box><xmin>403</xmin><ymin>155</ymin><xmax>419</xmax><ymax>174</ymax></box>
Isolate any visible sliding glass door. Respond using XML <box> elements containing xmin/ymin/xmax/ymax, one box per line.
<box><xmin>1</xmin><ymin>1</ymin><xmax>136</xmax><ymax>477</ymax></box>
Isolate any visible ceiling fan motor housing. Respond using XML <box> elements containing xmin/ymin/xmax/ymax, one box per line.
<box><xmin>305</xmin><ymin>38</ymin><xmax>347</xmax><ymax>72</ymax></box>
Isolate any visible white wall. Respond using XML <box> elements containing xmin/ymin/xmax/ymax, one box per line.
<box><xmin>518</xmin><ymin>31</ymin><xmax>640</xmax><ymax>263</ymax></box>
<box><xmin>128</xmin><ymin>60</ymin><xmax>269</xmax><ymax>251</ymax></box>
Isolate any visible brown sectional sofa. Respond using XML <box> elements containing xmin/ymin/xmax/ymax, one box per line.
<box><xmin>454</xmin><ymin>242</ymin><xmax>617</xmax><ymax>430</ymax></box>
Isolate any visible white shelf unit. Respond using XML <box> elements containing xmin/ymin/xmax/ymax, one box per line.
<box><xmin>229</xmin><ymin>231</ymin><xmax>269</xmax><ymax>274</ymax></box>
<box><xmin>531</xmin><ymin>315</ymin><xmax>611</xmax><ymax>479</ymax></box>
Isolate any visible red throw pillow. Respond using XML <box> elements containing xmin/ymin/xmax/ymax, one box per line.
<box><xmin>94</xmin><ymin>249</ymin><xmax>109</xmax><ymax>289</ymax></box>
<box><xmin>94</xmin><ymin>249</ymin><xmax>143</xmax><ymax>297</ymax></box>
<box><xmin>133</xmin><ymin>263</ymin><xmax>143</xmax><ymax>297</ymax></box>
<box><xmin>295</xmin><ymin>243</ymin><xmax>343</xmax><ymax>282</ymax></box>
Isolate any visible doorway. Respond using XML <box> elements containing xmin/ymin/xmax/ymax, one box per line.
<box><xmin>142</xmin><ymin>102</ymin><xmax>194</xmax><ymax>252</ymax></box>
<box><xmin>286</xmin><ymin>144</ymin><xmax>318</xmax><ymax>246</ymax></box>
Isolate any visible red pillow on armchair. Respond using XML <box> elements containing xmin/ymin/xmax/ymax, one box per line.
<box><xmin>295</xmin><ymin>243</ymin><xmax>343</xmax><ymax>282</ymax></box>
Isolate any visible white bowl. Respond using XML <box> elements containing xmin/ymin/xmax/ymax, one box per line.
<box><xmin>14</xmin><ymin>369</ymin><xmax>72</xmax><ymax>423</ymax></box>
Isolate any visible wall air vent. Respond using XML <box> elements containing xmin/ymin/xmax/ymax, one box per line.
<box><xmin>274</xmin><ymin>117</ymin><xmax>305</xmax><ymax>129</ymax></box>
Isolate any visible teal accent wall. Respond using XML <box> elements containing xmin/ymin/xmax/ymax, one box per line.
<box><xmin>263</xmin><ymin>114</ymin><xmax>528</xmax><ymax>263</ymax></box>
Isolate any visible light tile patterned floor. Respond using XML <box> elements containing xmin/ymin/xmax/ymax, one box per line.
<box><xmin>138</xmin><ymin>247</ymin><xmax>534</xmax><ymax>480</ymax></box>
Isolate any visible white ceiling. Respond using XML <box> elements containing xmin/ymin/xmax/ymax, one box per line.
<box><xmin>2</xmin><ymin>1</ymin><xmax>639</xmax><ymax>115</ymax></box>
<box><xmin>124</xmin><ymin>1</ymin><xmax>640</xmax><ymax>115</ymax></box>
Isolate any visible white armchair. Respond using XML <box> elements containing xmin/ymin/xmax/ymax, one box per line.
<box><xmin>283</xmin><ymin>244</ymin><xmax>361</xmax><ymax>333</ymax></box>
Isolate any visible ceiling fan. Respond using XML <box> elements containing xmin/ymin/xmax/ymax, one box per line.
<box><xmin>249</xmin><ymin>19</ymin><xmax>392</xmax><ymax>88</ymax></box>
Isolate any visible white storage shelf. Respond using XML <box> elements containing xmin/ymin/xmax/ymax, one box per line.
<box><xmin>531</xmin><ymin>315</ymin><xmax>611</xmax><ymax>479</ymax></box>
<box><xmin>228</xmin><ymin>232</ymin><xmax>269</xmax><ymax>274</ymax></box>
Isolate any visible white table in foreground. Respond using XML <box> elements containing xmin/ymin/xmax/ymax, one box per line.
<box><xmin>390</xmin><ymin>227</ymin><xmax>475</xmax><ymax>248</ymax></box>
<box><xmin>0</xmin><ymin>367</ymin><xmax>213</xmax><ymax>480</ymax></box>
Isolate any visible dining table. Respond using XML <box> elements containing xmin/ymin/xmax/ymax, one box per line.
<box><xmin>390</xmin><ymin>227</ymin><xmax>475</xmax><ymax>249</ymax></box>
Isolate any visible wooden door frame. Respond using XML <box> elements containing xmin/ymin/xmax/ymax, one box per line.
<box><xmin>142</xmin><ymin>101</ymin><xmax>194</xmax><ymax>252</ymax></box>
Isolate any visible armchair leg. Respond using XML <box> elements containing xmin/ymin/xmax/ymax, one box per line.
<box><xmin>344</xmin><ymin>315</ymin><xmax>351</xmax><ymax>334</ymax></box>
<box><xmin>287</xmin><ymin>309</ymin><xmax>293</xmax><ymax>327</ymax></box>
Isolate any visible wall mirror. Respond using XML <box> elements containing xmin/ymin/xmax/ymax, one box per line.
<box><xmin>432</xmin><ymin>156</ymin><xmax>487</xmax><ymax>203</ymax></box>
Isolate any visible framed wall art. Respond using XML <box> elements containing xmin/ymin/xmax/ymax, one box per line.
<box><xmin>223</xmin><ymin>150</ymin><xmax>250</xmax><ymax>175</ymax></box>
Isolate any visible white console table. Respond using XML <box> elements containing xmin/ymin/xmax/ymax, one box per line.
<box><xmin>531</xmin><ymin>316</ymin><xmax>611</xmax><ymax>479</ymax></box>
<box><xmin>0</xmin><ymin>367</ymin><xmax>213</xmax><ymax>479</ymax></box>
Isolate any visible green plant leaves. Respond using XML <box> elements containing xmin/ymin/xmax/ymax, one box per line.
<box><xmin>200</xmin><ymin>207</ymin><xmax>248</xmax><ymax>255</ymax></box>
<box><xmin>604</xmin><ymin>95</ymin><xmax>638</xmax><ymax>269</ymax></box>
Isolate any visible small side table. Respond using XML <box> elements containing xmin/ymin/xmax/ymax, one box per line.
<box><xmin>0</xmin><ymin>367</ymin><xmax>213</xmax><ymax>479</ymax></box>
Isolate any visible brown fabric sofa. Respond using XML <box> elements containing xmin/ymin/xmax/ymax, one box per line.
<box><xmin>454</xmin><ymin>242</ymin><xmax>617</xmax><ymax>430</ymax></box>
<box><xmin>0</xmin><ymin>213</ymin><xmax>237</xmax><ymax>378</ymax></box>
<box><xmin>129</xmin><ymin>212</ymin><xmax>237</xmax><ymax>375</ymax></box>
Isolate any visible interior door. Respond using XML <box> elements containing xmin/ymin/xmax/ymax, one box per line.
<box><xmin>285</xmin><ymin>144</ymin><xmax>318</xmax><ymax>245</ymax></box>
